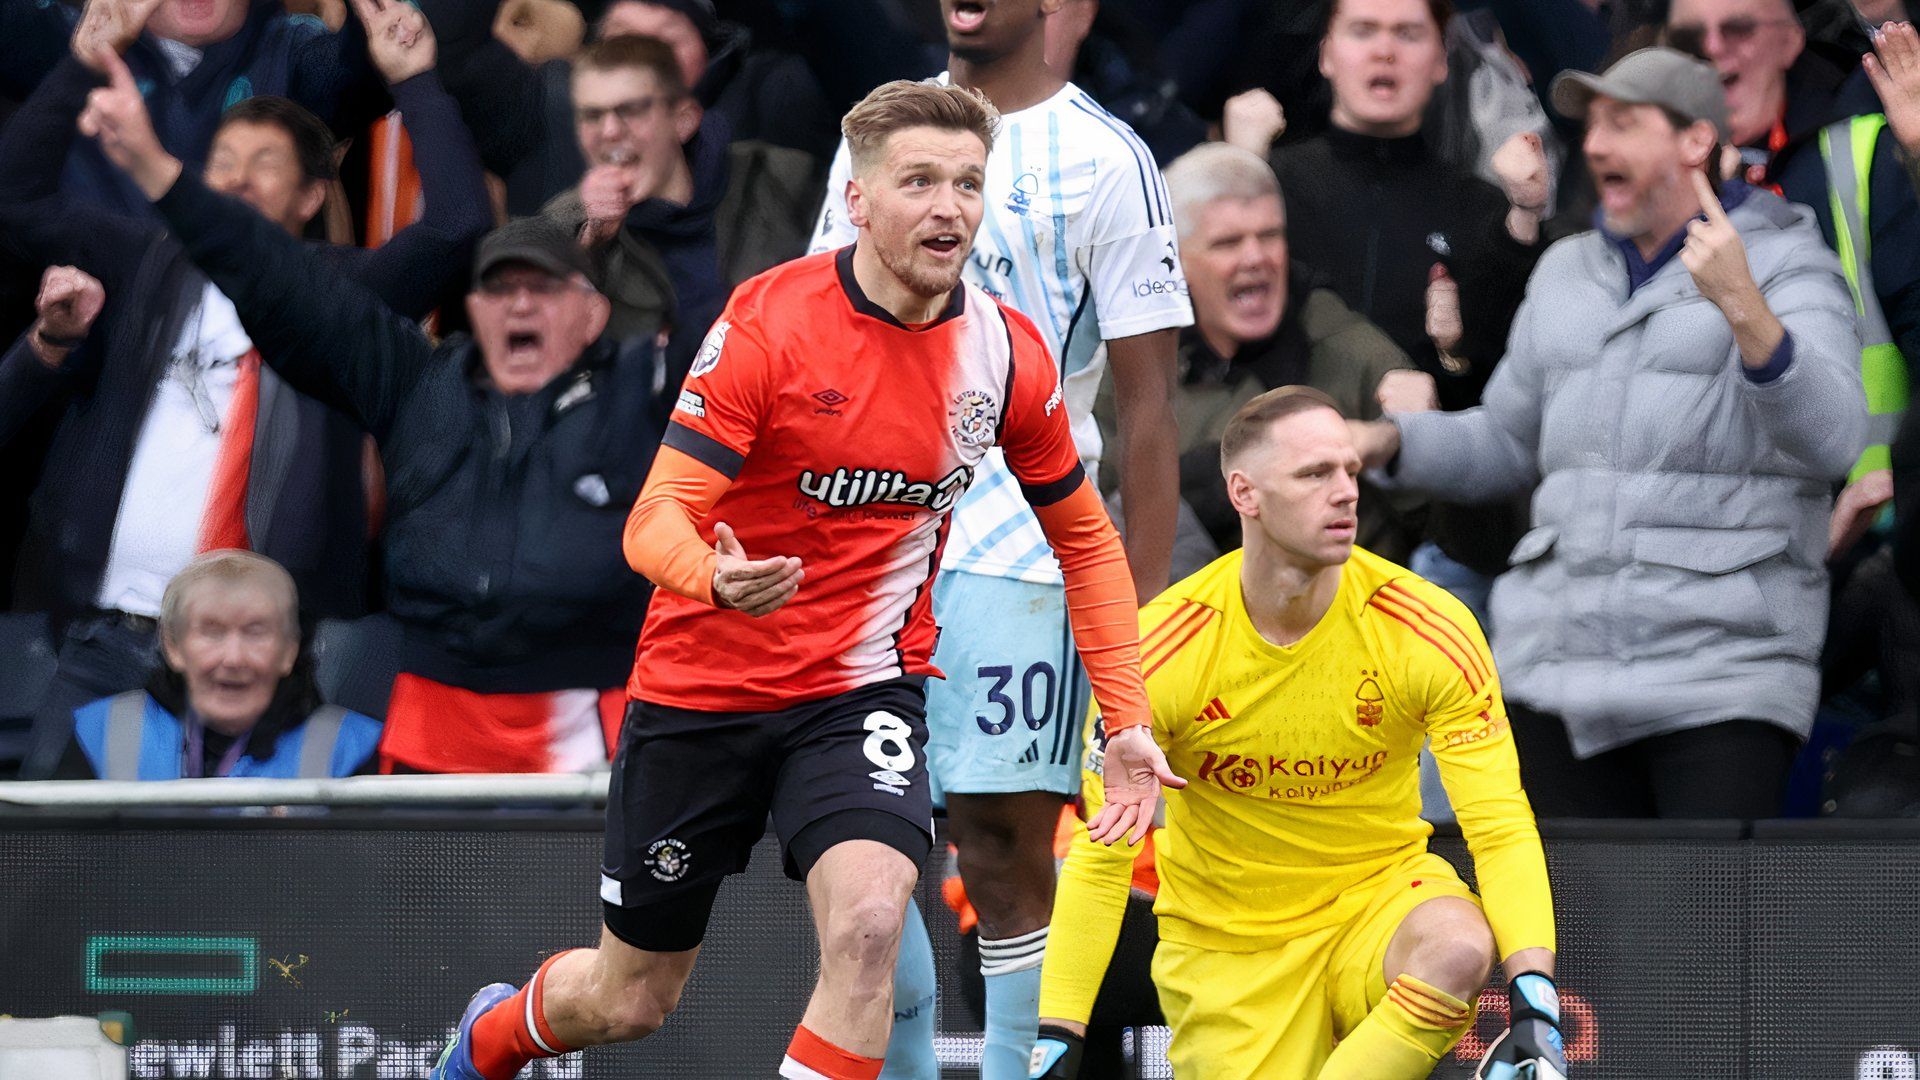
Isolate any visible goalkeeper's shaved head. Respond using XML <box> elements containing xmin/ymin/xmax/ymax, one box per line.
<box><xmin>1219</xmin><ymin>386</ymin><xmax>1345</xmax><ymax>473</ymax></box>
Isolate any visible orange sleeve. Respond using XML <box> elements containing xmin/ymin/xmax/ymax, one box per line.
<box><xmin>1032</xmin><ymin>478</ymin><xmax>1151</xmax><ymax>735</ymax></box>
<box><xmin>622</xmin><ymin>445</ymin><xmax>733</xmax><ymax>607</ymax></box>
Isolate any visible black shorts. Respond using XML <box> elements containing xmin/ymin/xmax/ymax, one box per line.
<box><xmin>600</xmin><ymin>677</ymin><xmax>933</xmax><ymax>950</ymax></box>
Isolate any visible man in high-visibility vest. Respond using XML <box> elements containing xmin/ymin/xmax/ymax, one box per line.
<box><xmin>1667</xmin><ymin>0</ymin><xmax>1920</xmax><ymax>557</ymax></box>
<box><xmin>1860</xmin><ymin>20</ymin><xmax>1920</xmax><ymax>599</ymax></box>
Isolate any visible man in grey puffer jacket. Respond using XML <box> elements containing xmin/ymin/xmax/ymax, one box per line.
<box><xmin>1351</xmin><ymin>48</ymin><xmax>1868</xmax><ymax>818</ymax></box>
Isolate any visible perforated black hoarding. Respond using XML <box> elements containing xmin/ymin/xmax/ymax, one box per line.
<box><xmin>4</xmin><ymin>814</ymin><xmax>1917</xmax><ymax>1078</ymax></box>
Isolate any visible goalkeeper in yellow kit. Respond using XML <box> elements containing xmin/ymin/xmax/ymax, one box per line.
<box><xmin>1032</xmin><ymin>387</ymin><xmax>1562</xmax><ymax>1080</ymax></box>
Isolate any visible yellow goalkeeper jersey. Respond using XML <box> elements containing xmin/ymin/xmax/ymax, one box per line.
<box><xmin>1041</xmin><ymin>547</ymin><xmax>1553</xmax><ymax>1022</ymax></box>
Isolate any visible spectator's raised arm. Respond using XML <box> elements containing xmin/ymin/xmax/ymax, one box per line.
<box><xmin>1680</xmin><ymin>170</ymin><xmax>1868</xmax><ymax>478</ymax></box>
<box><xmin>414</xmin><ymin>0</ymin><xmax>551</xmax><ymax>180</ymax></box>
<box><xmin>285</xmin><ymin>0</ymin><xmax>390</xmax><ymax>136</ymax></box>
<box><xmin>81</xmin><ymin>46</ymin><xmax>434</xmax><ymax>438</ymax></box>
<box><xmin>339</xmin><ymin>0</ymin><xmax>493</xmax><ymax>319</ymax></box>
<box><xmin>0</xmin><ymin>51</ymin><xmax>145</xmax><ymax>271</ymax></box>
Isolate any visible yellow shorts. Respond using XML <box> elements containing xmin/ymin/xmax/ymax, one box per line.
<box><xmin>1151</xmin><ymin>852</ymin><xmax>1479</xmax><ymax>1079</ymax></box>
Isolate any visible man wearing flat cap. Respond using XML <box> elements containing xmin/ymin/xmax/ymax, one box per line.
<box><xmin>91</xmin><ymin>86</ymin><xmax>670</xmax><ymax>774</ymax></box>
<box><xmin>1350</xmin><ymin>48</ymin><xmax>1869</xmax><ymax>819</ymax></box>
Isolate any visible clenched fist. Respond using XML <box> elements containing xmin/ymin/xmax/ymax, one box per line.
<box><xmin>1376</xmin><ymin>369</ymin><xmax>1439</xmax><ymax>414</ymax></box>
<box><xmin>1221</xmin><ymin>88</ymin><xmax>1286</xmax><ymax>157</ymax></box>
<box><xmin>578</xmin><ymin>163</ymin><xmax>647</xmax><ymax>247</ymax></box>
<box><xmin>30</xmin><ymin>265</ymin><xmax>106</xmax><ymax>368</ymax></box>
<box><xmin>1493</xmin><ymin>131</ymin><xmax>1550</xmax><ymax>243</ymax></box>
<box><xmin>1491</xmin><ymin>131</ymin><xmax>1550</xmax><ymax>213</ymax></box>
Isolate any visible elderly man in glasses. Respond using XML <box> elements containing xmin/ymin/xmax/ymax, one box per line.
<box><xmin>1667</xmin><ymin>0</ymin><xmax>1920</xmax><ymax>562</ymax></box>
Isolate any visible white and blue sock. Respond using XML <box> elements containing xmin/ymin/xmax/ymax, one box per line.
<box><xmin>880</xmin><ymin>898</ymin><xmax>939</xmax><ymax>1080</ymax></box>
<box><xmin>979</xmin><ymin>925</ymin><xmax>1048</xmax><ymax>1080</ymax></box>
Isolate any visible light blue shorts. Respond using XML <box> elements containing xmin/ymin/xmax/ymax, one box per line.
<box><xmin>925</xmin><ymin>570</ymin><xmax>1089</xmax><ymax>798</ymax></box>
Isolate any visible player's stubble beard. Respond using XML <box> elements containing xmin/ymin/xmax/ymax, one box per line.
<box><xmin>879</xmin><ymin>234</ymin><xmax>969</xmax><ymax>299</ymax></box>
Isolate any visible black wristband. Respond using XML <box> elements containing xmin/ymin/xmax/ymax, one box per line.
<box><xmin>1033</xmin><ymin>1024</ymin><xmax>1085</xmax><ymax>1079</ymax></box>
<box><xmin>1507</xmin><ymin>972</ymin><xmax>1561</xmax><ymax>1027</ymax></box>
<box><xmin>34</xmin><ymin>327</ymin><xmax>86</xmax><ymax>350</ymax></box>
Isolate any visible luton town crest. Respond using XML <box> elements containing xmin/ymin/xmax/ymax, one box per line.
<box><xmin>949</xmin><ymin>389</ymin><xmax>997</xmax><ymax>447</ymax></box>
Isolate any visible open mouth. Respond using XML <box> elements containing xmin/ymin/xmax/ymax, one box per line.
<box><xmin>1594</xmin><ymin>169</ymin><xmax>1632</xmax><ymax>207</ymax></box>
<box><xmin>1366</xmin><ymin>73</ymin><xmax>1399</xmax><ymax>99</ymax></box>
<box><xmin>1228</xmin><ymin>280</ymin><xmax>1273</xmax><ymax>313</ymax></box>
<box><xmin>921</xmin><ymin>233</ymin><xmax>962</xmax><ymax>257</ymax></box>
<box><xmin>950</xmin><ymin>0</ymin><xmax>987</xmax><ymax>34</ymax></box>
<box><xmin>507</xmin><ymin>331</ymin><xmax>544</xmax><ymax>357</ymax></box>
<box><xmin>602</xmin><ymin>147</ymin><xmax>638</xmax><ymax>166</ymax></box>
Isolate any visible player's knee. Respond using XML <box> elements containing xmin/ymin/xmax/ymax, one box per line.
<box><xmin>1412</xmin><ymin>920</ymin><xmax>1496</xmax><ymax>998</ymax></box>
<box><xmin>820</xmin><ymin>892</ymin><xmax>909</xmax><ymax>983</ymax></box>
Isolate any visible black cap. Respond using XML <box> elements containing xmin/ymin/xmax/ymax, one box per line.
<box><xmin>471</xmin><ymin>217</ymin><xmax>598</xmax><ymax>288</ymax></box>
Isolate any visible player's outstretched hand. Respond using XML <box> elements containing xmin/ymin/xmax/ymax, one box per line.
<box><xmin>711</xmin><ymin>521</ymin><xmax>803</xmax><ymax>617</ymax></box>
<box><xmin>1087</xmin><ymin>725</ymin><xmax>1184</xmax><ymax>846</ymax></box>
<box><xmin>1475</xmin><ymin>973</ymin><xmax>1569</xmax><ymax>1080</ymax></box>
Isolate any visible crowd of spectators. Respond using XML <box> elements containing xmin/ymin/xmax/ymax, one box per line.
<box><xmin>2</xmin><ymin>0</ymin><xmax>1918</xmax><ymax>822</ymax></box>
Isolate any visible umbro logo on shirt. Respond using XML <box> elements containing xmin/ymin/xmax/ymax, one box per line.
<box><xmin>812</xmin><ymin>388</ymin><xmax>850</xmax><ymax>416</ymax></box>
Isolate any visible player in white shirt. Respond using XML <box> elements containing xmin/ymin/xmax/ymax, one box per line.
<box><xmin>811</xmin><ymin>2</ymin><xmax>1191</xmax><ymax>1075</ymax></box>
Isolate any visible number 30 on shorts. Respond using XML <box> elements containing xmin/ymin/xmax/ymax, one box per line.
<box><xmin>973</xmin><ymin>662</ymin><xmax>1058</xmax><ymax>736</ymax></box>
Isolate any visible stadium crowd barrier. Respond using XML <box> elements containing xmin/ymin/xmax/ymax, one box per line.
<box><xmin>5</xmin><ymin>778</ymin><xmax>1920</xmax><ymax>1078</ymax></box>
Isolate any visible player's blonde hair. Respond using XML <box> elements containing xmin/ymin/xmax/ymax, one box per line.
<box><xmin>1219</xmin><ymin>386</ymin><xmax>1345</xmax><ymax>474</ymax></box>
<box><xmin>842</xmin><ymin>80</ymin><xmax>1000</xmax><ymax>176</ymax></box>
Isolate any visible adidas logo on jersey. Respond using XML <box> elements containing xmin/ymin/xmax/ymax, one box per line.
<box><xmin>1193</xmin><ymin>697</ymin><xmax>1231</xmax><ymax>725</ymax></box>
<box><xmin>797</xmin><ymin>465</ymin><xmax>973</xmax><ymax>512</ymax></box>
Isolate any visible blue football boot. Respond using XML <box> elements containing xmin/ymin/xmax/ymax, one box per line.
<box><xmin>430</xmin><ymin>982</ymin><xmax>519</xmax><ymax>1080</ymax></box>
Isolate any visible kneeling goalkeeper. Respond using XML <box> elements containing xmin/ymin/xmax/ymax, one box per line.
<box><xmin>1033</xmin><ymin>388</ymin><xmax>1564</xmax><ymax>1079</ymax></box>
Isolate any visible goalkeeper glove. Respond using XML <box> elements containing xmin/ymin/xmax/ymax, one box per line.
<box><xmin>1474</xmin><ymin>972</ymin><xmax>1568</xmax><ymax>1080</ymax></box>
<box><xmin>1028</xmin><ymin>1024</ymin><xmax>1085</xmax><ymax>1079</ymax></box>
